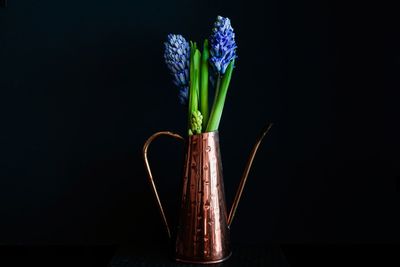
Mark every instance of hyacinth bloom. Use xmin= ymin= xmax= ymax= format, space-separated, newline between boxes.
xmin=164 ymin=34 xmax=190 ymax=104
xmin=190 ymin=110 xmax=203 ymax=135
xmin=163 ymin=16 xmax=237 ymax=134
xmin=209 ymin=16 xmax=237 ymax=75
xmin=206 ymin=16 xmax=237 ymax=132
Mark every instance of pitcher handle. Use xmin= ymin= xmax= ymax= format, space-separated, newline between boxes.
xmin=228 ymin=123 xmax=273 ymax=227
xmin=142 ymin=131 xmax=184 ymax=239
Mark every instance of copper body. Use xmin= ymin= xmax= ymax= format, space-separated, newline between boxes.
xmin=143 ymin=124 xmax=272 ymax=264
xmin=175 ymin=132 xmax=230 ymax=263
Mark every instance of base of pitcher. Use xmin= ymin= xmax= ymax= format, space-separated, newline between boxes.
xmin=175 ymin=252 xmax=232 ymax=264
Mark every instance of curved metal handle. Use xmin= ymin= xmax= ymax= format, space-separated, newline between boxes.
xmin=228 ymin=123 xmax=273 ymax=227
xmin=142 ymin=131 xmax=184 ymax=239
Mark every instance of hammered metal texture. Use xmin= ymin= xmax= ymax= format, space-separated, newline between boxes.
xmin=175 ymin=131 xmax=231 ymax=264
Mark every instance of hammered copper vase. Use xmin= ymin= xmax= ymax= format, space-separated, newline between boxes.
xmin=143 ymin=124 xmax=272 ymax=264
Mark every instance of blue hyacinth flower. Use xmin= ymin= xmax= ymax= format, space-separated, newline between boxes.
xmin=209 ymin=16 xmax=237 ymax=75
xmin=164 ymin=34 xmax=190 ymax=104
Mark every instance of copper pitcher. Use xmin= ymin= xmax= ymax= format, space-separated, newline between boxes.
xmin=142 ymin=124 xmax=272 ymax=264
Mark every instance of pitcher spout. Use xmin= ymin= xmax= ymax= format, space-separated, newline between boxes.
xmin=227 ymin=123 xmax=273 ymax=227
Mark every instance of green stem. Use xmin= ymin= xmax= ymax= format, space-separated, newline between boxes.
xmin=205 ymin=76 xmax=220 ymax=132
xmin=210 ymin=76 xmax=221 ymax=117
xmin=200 ymin=39 xmax=209 ymax=130
xmin=193 ymin=50 xmax=201 ymax=112
xmin=206 ymin=61 xmax=234 ymax=132
xmin=188 ymin=45 xmax=201 ymax=135
xmin=187 ymin=42 xmax=195 ymax=133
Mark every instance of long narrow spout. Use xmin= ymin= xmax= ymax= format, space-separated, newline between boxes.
xmin=227 ymin=123 xmax=273 ymax=227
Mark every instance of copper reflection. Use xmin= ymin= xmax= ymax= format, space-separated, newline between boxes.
xmin=175 ymin=131 xmax=231 ymax=264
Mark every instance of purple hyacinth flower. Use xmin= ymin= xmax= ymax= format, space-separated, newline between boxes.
xmin=178 ymin=86 xmax=189 ymax=105
xmin=164 ymin=34 xmax=190 ymax=105
xmin=209 ymin=16 xmax=237 ymax=75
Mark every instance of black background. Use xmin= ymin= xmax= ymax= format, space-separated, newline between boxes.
xmin=0 ymin=0 xmax=398 ymax=246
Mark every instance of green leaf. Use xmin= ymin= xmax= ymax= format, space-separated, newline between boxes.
xmin=206 ymin=60 xmax=235 ymax=132
xmin=188 ymin=47 xmax=202 ymax=135
xmin=200 ymin=39 xmax=210 ymax=130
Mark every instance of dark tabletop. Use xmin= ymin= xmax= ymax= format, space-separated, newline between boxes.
xmin=0 ymin=244 xmax=399 ymax=267
xmin=109 ymin=243 xmax=400 ymax=267
xmin=110 ymin=244 xmax=289 ymax=267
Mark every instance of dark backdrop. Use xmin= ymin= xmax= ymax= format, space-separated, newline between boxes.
xmin=0 ymin=0 xmax=398 ymax=245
